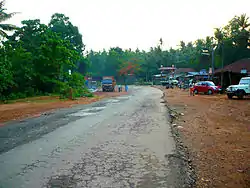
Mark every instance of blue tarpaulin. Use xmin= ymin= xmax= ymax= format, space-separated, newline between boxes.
xmin=102 ymin=79 xmax=112 ymax=84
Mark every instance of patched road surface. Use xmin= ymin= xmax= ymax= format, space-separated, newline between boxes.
xmin=0 ymin=86 xmax=179 ymax=188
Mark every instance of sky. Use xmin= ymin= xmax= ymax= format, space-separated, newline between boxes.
xmin=5 ymin=0 xmax=250 ymax=51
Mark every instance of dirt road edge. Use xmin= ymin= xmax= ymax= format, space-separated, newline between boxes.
xmin=160 ymin=87 xmax=196 ymax=187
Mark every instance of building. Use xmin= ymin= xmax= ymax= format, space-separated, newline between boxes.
xmin=214 ymin=58 xmax=250 ymax=87
xmin=174 ymin=68 xmax=196 ymax=79
xmin=175 ymin=68 xmax=209 ymax=81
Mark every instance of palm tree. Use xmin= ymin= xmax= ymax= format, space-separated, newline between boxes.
xmin=237 ymin=14 xmax=250 ymax=31
xmin=214 ymin=28 xmax=224 ymax=44
xmin=0 ymin=0 xmax=18 ymax=37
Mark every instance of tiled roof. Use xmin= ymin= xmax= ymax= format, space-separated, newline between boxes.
xmin=175 ymin=68 xmax=196 ymax=74
xmin=215 ymin=58 xmax=250 ymax=73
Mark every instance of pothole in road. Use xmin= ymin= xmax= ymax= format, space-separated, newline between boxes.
xmin=70 ymin=112 xmax=96 ymax=117
xmin=107 ymin=99 xmax=120 ymax=103
xmin=116 ymin=96 xmax=130 ymax=100
xmin=69 ymin=107 xmax=106 ymax=117
xmin=81 ymin=106 xmax=106 ymax=113
xmin=47 ymin=174 xmax=77 ymax=188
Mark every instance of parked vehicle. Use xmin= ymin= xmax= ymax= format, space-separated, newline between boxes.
xmin=102 ymin=76 xmax=116 ymax=92
xmin=168 ymin=77 xmax=178 ymax=85
xmin=226 ymin=77 xmax=250 ymax=99
xmin=193 ymin=81 xmax=221 ymax=95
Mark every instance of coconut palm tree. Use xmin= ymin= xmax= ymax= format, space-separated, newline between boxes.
xmin=214 ymin=28 xmax=224 ymax=44
xmin=237 ymin=14 xmax=250 ymax=31
xmin=0 ymin=0 xmax=18 ymax=37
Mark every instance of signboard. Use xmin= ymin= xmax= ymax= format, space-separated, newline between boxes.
xmin=199 ymin=69 xmax=207 ymax=75
xmin=241 ymin=69 xmax=247 ymax=74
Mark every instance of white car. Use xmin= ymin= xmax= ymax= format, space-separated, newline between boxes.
xmin=226 ymin=77 xmax=250 ymax=99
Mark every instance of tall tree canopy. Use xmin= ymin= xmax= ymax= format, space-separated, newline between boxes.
xmin=88 ymin=14 xmax=250 ymax=81
xmin=0 ymin=13 xmax=90 ymax=101
xmin=49 ymin=13 xmax=84 ymax=55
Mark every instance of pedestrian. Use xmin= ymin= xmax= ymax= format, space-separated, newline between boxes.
xmin=189 ymin=81 xmax=195 ymax=96
xmin=125 ymin=85 xmax=128 ymax=92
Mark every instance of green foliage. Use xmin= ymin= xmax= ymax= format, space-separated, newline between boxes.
xmin=53 ymin=72 xmax=92 ymax=99
xmin=0 ymin=48 xmax=14 ymax=95
xmin=0 ymin=13 xmax=90 ymax=101
xmin=88 ymin=14 xmax=250 ymax=81
xmin=49 ymin=13 xmax=84 ymax=55
xmin=1 ymin=10 xmax=249 ymax=101
xmin=68 ymin=72 xmax=93 ymax=98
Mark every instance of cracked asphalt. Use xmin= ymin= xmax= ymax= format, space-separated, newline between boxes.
xmin=0 ymin=86 xmax=180 ymax=188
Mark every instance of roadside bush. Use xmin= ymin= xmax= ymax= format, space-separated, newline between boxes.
xmin=56 ymin=72 xmax=93 ymax=99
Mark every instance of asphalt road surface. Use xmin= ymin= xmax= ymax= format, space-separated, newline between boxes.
xmin=0 ymin=86 xmax=181 ymax=188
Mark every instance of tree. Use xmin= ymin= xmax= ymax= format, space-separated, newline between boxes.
xmin=179 ymin=41 xmax=186 ymax=50
xmin=118 ymin=61 xmax=141 ymax=84
xmin=49 ymin=13 xmax=84 ymax=54
xmin=8 ymin=19 xmax=48 ymax=54
xmin=34 ymin=29 xmax=80 ymax=92
xmin=0 ymin=46 xmax=14 ymax=97
xmin=0 ymin=0 xmax=18 ymax=38
xmin=214 ymin=14 xmax=250 ymax=67
xmin=237 ymin=14 xmax=250 ymax=31
xmin=214 ymin=28 xmax=224 ymax=43
xmin=49 ymin=13 xmax=88 ymax=74
xmin=0 ymin=15 xmax=87 ymax=100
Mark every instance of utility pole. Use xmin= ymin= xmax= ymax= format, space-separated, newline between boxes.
xmin=211 ymin=47 xmax=215 ymax=79
xmin=202 ymin=46 xmax=216 ymax=80
xmin=220 ymin=42 xmax=224 ymax=88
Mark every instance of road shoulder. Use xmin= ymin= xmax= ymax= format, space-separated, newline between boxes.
xmin=0 ymin=92 xmax=127 ymax=125
xmin=160 ymin=88 xmax=196 ymax=188
xmin=164 ymin=88 xmax=250 ymax=188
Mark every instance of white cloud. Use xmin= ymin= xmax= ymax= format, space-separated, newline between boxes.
xmin=5 ymin=0 xmax=250 ymax=51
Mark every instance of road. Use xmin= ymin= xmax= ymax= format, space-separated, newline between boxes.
xmin=0 ymin=86 xmax=181 ymax=188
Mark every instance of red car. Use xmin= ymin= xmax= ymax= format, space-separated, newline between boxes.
xmin=193 ymin=81 xmax=221 ymax=95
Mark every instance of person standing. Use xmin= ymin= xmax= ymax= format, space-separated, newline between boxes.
xmin=125 ymin=85 xmax=128 ymax=92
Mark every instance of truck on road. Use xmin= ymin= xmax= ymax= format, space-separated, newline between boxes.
xmin=102 ymin=76 xmax=116 ymax=92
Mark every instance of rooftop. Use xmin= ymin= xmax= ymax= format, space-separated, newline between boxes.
xmin=175 ymin=68 xmax=196 ymax=74
xmin=215 ymin=58 xmax=250 ymax=74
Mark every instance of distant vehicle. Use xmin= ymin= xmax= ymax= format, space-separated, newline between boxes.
xmin=193 ymin=81 xmax=221 ymax=95
xmin=226 ymin=77 xmax=250 ymax=99
xmin=162 ymin=78 xmax=178 ymax=87
xmin=89 ymin=81 xmax=97 ymax=90
xmin=168 ymin=77 xmax=178 ymax=85
xmin=102 ymin=76 xmax=116 ymax=92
